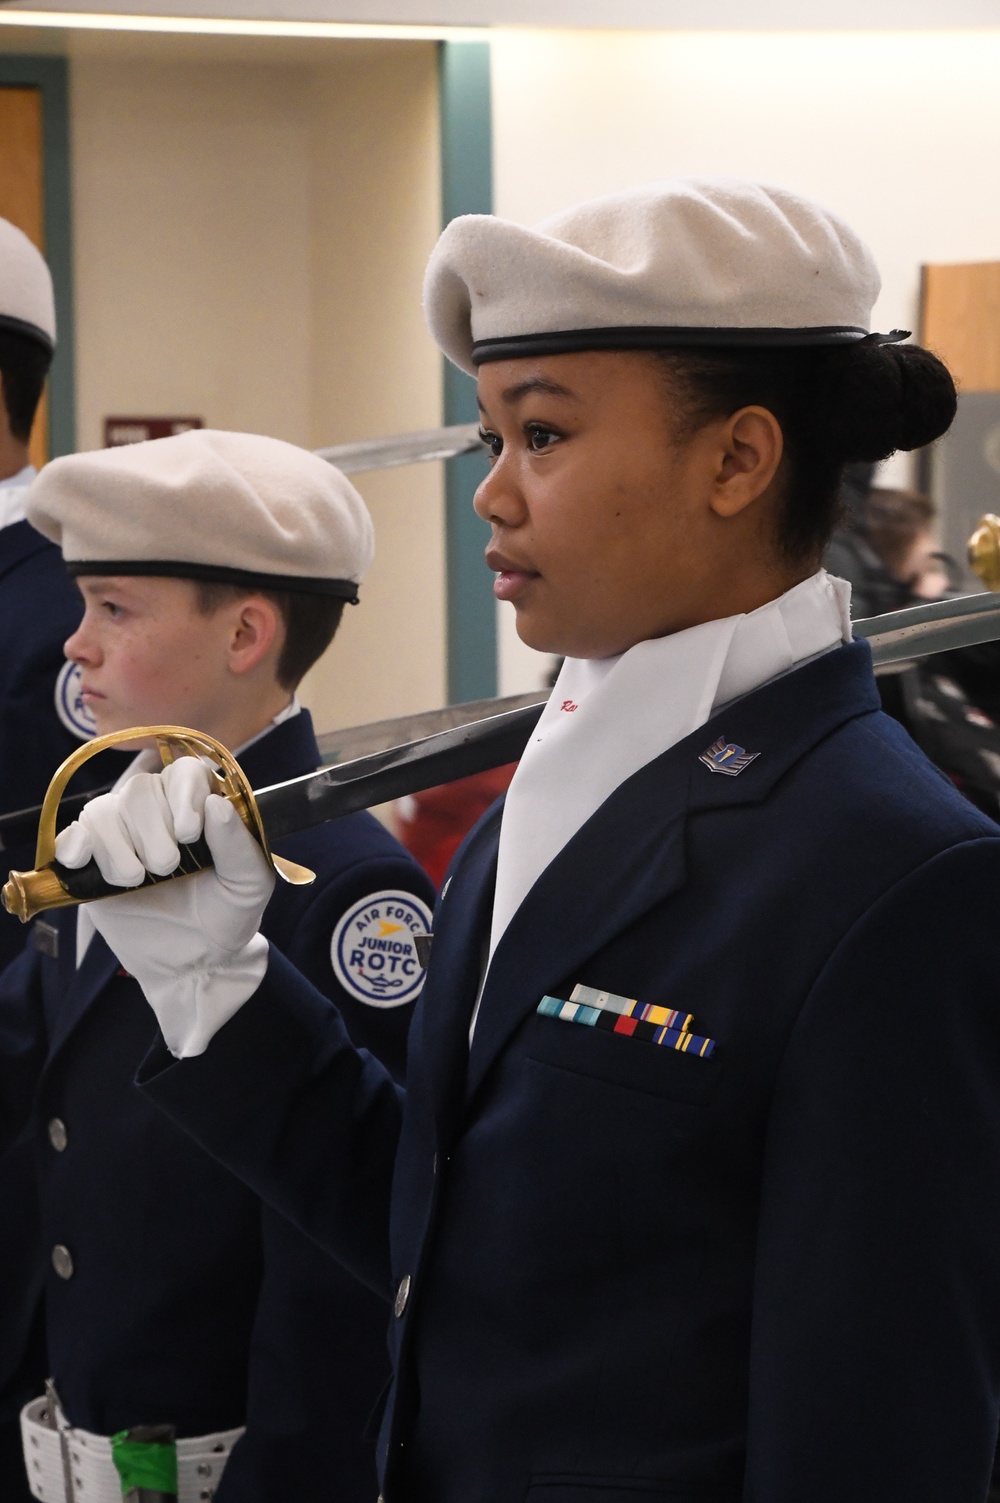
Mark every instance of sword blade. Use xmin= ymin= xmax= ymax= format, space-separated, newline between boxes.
xmin=257 ymin=592 xmax=1000 ymax=837
xmin=256 ymin=699 xmax=545 ymax=843
xmin=0 ymin=693 xmax=548 ymax=845
xmin=3 ymin=592 xmax=999 ymax=853
xmin=854 ymin=591 xmax=1000 ymax=664
xmin=314 ymin=423 xmax=485 ymax=475
xmin=312 ymin=593 xmax=1000 ymax=767
xmin=315 ymin=691 xmax=548 ymax=765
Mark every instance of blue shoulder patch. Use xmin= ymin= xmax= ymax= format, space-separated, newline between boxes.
xmin=331 ymin=889 xmax=433 ymax=1007
xmin=54 ymin=660 xmax=96 ymax=741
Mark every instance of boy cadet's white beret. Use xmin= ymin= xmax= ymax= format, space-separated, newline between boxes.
xmin=424 ymin=178 xmax=901 ymax=375
xmin=0 ymin=217 xmax=56 ymax=351
xmin=27 ymin=428 xmax=374 ymax=602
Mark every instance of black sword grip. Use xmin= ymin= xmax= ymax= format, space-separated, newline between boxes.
xmin=48 ymin=837 xmax=216 ymax=903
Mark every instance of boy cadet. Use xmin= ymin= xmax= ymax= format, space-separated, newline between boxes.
xmin=0 ymin=219 xmax=121 ymax=972
xmin=0 ymin=428 xmax=434 ymax=1502
xmin=41 ymin=182 xmax=1000 ymax=1502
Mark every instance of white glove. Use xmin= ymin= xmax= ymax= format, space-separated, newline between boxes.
xmin=55 ymin=758 xmax=275 ymax=1058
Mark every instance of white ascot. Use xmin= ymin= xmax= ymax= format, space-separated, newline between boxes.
xmin=487 ymin=570 xmax=852 ymax=968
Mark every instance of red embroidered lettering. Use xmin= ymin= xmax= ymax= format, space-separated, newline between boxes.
xmin=561 ymin=700 xmax=578 ymax=712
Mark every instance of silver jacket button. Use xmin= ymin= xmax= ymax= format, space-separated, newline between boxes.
xmin=394 ymin=1274 xmax=411 ymax=1318
xmin=47 ymin=1118 xmax=68 ymax=1152
xmin=51 ymin=1245 xmax=74 ymax=1280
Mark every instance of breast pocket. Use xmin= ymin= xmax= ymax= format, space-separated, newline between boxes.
xmin=525 ymin=1010 xmax=722 ymax=1105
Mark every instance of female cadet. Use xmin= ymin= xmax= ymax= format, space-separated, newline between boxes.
xmin=49 ymin=180 xmax=1000 ymax=1503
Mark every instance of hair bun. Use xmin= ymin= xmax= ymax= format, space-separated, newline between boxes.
xmin=823 ymin=341 xmax=957 ymax=464
xmin=891 ymin=344 xmax=958 ymax=452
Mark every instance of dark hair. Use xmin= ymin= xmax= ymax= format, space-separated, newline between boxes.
xmin=0 ymin=328 xmax=52 ymax=443
xmin=862 ymin=486 xmax=936 ymax=576
xmin=656 ymin=340 xmax=957 ymax=563
xmin=194 ymin=582 xmax=345 ymax=690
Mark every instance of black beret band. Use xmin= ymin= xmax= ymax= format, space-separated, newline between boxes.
xmin=66 ymin=559 xmax=360 ymax=604
xmin=0 ymin=312 xmax=55 ymax=354
xmin=471 ymin=325 xmax=911 ymax=363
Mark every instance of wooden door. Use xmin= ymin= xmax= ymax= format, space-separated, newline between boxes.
xmin=0 ymin=86 xmax=47 ymax=468
xmin=921 ymin=262 xmax=1000 ymax=571
xmin=921 ymin=261 xmax=1000 ymax=393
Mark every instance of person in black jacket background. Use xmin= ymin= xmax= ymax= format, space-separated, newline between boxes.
xmin=0 ymin=216 xmax=126 ymax=1503
xmin=0 ymin=219 xmax=125 ymax=976
xmin=825 ymin=479 xmax=1000 ymax=817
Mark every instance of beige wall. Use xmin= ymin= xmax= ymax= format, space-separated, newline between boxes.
xmin=71 ymin=55 xmax=313 ymax=449
xmin=490 ymin=27 xmax=1000 ymax=692
xmin=302 ymin=46 xmax=447 ymax=732
xmin=67 ymin=37 xmax=445 ymax=733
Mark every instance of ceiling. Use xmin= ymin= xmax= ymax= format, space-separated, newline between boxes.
xmin=6 ymin=0 xmax=1000 ymax=30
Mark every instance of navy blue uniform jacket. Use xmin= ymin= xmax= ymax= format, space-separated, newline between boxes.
xmin=0 ymin=710 xmax=434 ymax=1502
xmin=0 ymin=522 xmax=125 ymax=971
xmin=140 ymin=644 xmax=1000 ymax=1503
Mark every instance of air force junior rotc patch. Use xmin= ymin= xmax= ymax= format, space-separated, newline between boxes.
xmin=331 ymin=890 xmax=433 ymax=1007
xmin=698 ymin=737 xmax=759 ymax=777
xmin=54 ymin=659 xmax=97 ymax=741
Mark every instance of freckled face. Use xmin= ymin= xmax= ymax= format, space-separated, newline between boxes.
xmin=63 ymin=576 xmax=234 ymax=737
xmin=475 ymin=351 xmax=739 ymax=660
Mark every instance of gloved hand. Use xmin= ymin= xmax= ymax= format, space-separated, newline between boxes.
xmin=55 ymin=757 xmax=275 ymax=1057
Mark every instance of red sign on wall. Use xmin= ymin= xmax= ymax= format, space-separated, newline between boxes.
xmin=104 ymin=417 xmax=203 ymax=447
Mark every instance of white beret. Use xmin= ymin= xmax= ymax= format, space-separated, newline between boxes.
xmin=424 ymin=178 xmax=901 ymax=374
xmin=0 ymin=217 xmax=55 ymax=351
xmin=26 ymin=428 xmax=374 ymax=602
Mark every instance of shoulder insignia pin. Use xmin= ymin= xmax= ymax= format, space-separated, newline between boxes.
xmin=699 ymin=737 xmax=760 ymax=777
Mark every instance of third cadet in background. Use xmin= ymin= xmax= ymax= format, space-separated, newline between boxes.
xmin=0 ymin=429 xmax=434 ymax=1503
xmin=824 ymin=480 xmax=959 ymax=617
xmin=0 ymin=217 xmax=126 ymax=1503
xmin=825 ymin=481 xmax=1000 ymax=817
xmin=0 ymin=217 xmax=125 ymax=973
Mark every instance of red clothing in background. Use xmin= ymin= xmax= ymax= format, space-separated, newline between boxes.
xmin=396 ymin=764 xmax=517 ymax=889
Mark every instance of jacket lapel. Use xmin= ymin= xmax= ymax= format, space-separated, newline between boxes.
xmin=413 ymin=803 xmax=503 ymax=1140
xmin=45 ymin=914 xmax=120 ymax=1060
xmin=465 ymin=641 xmax=880 ymax=1101
xmin=237 ymin=707 xmax=322 ymax=788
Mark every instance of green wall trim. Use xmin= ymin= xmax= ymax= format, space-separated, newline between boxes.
xmin=438 ymin=40 xmax=495 ymax=705
xmin=0 ymin=54 xmax=75 ymax=458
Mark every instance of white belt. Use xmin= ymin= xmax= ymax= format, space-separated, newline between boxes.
xmin=20 ymin=1395 xmax=244 ymax=1502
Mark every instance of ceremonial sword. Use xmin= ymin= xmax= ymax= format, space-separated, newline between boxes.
xmin=314 ymin=422 xmax=485 ymax=474
xmin=0 ymin=425 xmax=490 ymax=867
xmin=5 ymin=585 xmax=1000 ymax=923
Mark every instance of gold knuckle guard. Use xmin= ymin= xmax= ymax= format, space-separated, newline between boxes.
xmin=2 ymin=725 xmax=314 ymax=924
xmin=968 ymin=514 xmax=1000 ymax=594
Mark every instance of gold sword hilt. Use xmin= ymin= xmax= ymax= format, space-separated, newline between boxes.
xmin=2 ymin=725 xmax=314 ymax=924
xmin=969 ymin=514 xmax=1000 ymax=593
